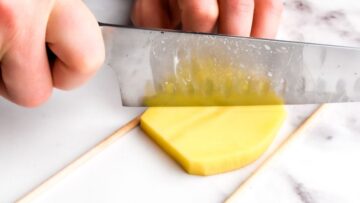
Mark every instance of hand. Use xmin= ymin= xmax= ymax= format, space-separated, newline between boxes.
xmin=0 ymin=0 xmax=105 ymax=107
xmin=131 ymin=0 xmax=283 ymax=38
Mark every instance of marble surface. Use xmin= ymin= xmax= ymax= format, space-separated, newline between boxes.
xmin=0 ymin=0 xmax=359 ymax=202
xmin=229 ymin=103 xmax=360 ymax=203
xmin=278 ymin=0 xmax=360 ymax=47
xmin=229 ymin=1 xmax=360 ymax=202
xmin=34 ymin=105 xmax=317 ymax=203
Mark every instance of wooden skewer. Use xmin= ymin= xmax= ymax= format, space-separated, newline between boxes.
xmin=16 ymin=115 xmax=142 ymax=203
xmin=16 ymin=105 xmax=325 ymax=202
xmin=224 ymin=104 xmax=326 ymax=203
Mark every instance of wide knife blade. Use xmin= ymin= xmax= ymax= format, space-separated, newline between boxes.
xmin=102 ymin=25 xmax=360 ymax=106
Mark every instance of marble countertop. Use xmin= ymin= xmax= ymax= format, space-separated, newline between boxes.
xmin=0 ymin=0 xmax=359 ymax=202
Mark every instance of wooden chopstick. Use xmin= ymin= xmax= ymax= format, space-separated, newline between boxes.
xmin=16 ymin=115 xmax=142 ymax=203
xmin=224 ymin=104 xmax=326 ymax=203
xmin=16 ymin=105 xmax=325 ymax=202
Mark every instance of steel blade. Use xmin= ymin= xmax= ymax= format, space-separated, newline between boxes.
xmin=102 ymin=25 xmax=360 ymax=106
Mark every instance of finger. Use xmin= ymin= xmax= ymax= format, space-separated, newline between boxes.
xmin=131 ymin=0 xmax=171 ymax=29
xmin=178 ymin=0 xmax=219 ymax=32
xmin=47 ymin=0 xmax=105 ymax=90
xmin=251 ymin=0 xmax=284 ymax=38
xmin=218 ymin=0 xmax=255 ymax=36
xmin=0 ymin=45 xmax=52 ymax=107
xmin=0 ymin=4 xmax=52 ymax=107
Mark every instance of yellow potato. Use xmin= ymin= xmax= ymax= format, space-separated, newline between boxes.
xmin=141 ymin=106 xmax=286 ymax=176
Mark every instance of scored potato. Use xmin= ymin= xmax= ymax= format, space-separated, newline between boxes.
xmin=140 ymin=106 xmax=286 ymax=176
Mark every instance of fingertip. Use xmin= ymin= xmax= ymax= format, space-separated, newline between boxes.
xmin=56 ymin=35 xmax=105 ymax=76
xmin=52 ymin=55 xmax=102 ymax=90
xmin=51 ymin=30 xmax=105 ymax=90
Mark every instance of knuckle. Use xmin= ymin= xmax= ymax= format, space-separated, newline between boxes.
xmin=230 ymin=0 xmax=255 ymax=13
xmin=184 ymin=1 xmax=219 ymax=22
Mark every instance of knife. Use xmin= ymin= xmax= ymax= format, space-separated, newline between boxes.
xmin=101 ymin=24 xmax=360 ymax=106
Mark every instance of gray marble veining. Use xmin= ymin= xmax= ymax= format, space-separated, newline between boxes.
xmin=0 ymin=0 xmax=359 ymax=202
xmin=229 ymin=0 xmax=360 ymax=202
xmin=279 ymin=0 xmax=360 ymax=47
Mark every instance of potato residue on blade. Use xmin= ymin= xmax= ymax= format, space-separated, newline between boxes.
xmin=144 ymin=57 xmax=283 ymax=106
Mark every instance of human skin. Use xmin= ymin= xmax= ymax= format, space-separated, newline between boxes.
xmin=0 ymin=0 xmax=105 ymax=107
xmin=0 ymin=0 xmax=283 ymax=108
xmin=131 ymin=0 xmax=284 ymax=38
